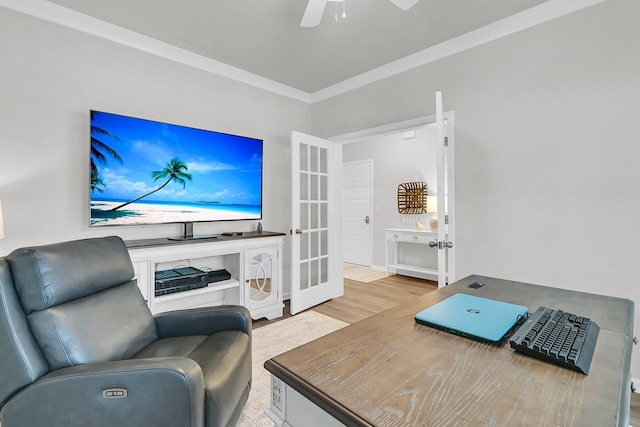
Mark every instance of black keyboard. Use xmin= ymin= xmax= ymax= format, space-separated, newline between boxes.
xmin=509 ymin=306 xmax=599 ymax=374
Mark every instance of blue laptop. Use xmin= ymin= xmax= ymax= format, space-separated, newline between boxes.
xmin=414 ymin=294 xmax=528 ymax=343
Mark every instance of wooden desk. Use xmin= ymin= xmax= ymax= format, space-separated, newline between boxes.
xmin=265 ymin=275 xmax=634 ymax=426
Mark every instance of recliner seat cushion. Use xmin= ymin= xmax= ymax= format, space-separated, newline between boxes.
xmin=134 ymin=330 xmax=252 ymax=427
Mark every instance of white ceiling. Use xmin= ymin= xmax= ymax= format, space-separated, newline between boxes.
xmin=2 ymin=0 xmax=606 ymax=102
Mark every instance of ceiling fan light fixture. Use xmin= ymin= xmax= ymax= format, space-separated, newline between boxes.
xmin=303 ymin=0 xmax=416 ymax=27
xmin=327 ymin=0 xmax=346 ymax=21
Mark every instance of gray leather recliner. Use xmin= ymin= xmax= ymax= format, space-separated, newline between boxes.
xmin=0 ymin=236 xmax=252 ymax=427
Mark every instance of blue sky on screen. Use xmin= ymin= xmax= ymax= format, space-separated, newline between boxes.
xmin=91 ymin=111 xmax=262 ymax=205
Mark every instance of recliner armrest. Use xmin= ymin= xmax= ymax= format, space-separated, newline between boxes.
xmin=154 ymin=305 xmax=251 ymax=339
xmin=0 ymin=358 xmax=205 ymax=427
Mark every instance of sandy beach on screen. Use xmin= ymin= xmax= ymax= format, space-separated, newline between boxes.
xmin=91 ymin=201 xmax=256 ymax=225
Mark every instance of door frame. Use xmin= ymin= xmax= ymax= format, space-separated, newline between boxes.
xmin=329 ymin=112 xmax=456 ymax=284
xmin=342 ymin=159 xmax=374 ymax=267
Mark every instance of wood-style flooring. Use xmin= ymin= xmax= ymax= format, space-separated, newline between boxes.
xmin=252 ymin=274 xmax=437 ymax=329
xmin=633 ymin=389 xmax=640 ymax=427
xmin=253 ymin=274 xmax=640 ymax=425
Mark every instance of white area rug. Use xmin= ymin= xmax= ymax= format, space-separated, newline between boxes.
xmin=343 ymin=263 xmax=391 ymax=283
xmin=237 ymin=311 xmax=349 ymax=426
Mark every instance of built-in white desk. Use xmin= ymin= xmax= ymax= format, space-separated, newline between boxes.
xmin=385 ymin=228 xmax=444 ymax=280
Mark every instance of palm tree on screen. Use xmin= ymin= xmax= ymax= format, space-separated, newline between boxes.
xmin=91 ymin=170 xmax=105 ymax=193
xmin=109 ymin=157 xmax=192 ymax=211
xmin=90 ymin=111 xmax=122 ymax=192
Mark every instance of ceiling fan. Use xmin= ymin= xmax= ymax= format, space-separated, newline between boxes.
xmin=301 ymin=0 xmax=419 ymax=27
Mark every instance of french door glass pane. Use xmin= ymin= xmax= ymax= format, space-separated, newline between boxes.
xmin=310 ymin=202 xmax=319 ymax=229
xmin=300 ymin=173 xmax=308 ymax=200
xmin=300 ymin=261 xmax=309 ymax=290
xmin=321 ymin=203 xmax=328 ymax=228
xmin=321 ymin=258 xmax=328 ymax=283
xmin=311 ymin=230 xmax=319 ymax=258
xmin=320 ymin=175 xmax=328 ymax=201
xmin=310 ymin=146 xmax=319 ymax=172
xmin=300 ymin=144 xmax=308 ymax=170
xmin=311 ymin=259 xmax=319 ymax=287
xmin=300 ymin=232 xmax=309 ymax=260
xmin=321 ymin=230 xmax=328 ymax=256
xmin=310 ymin=174 xmax=318 ymax=200
xmin=320 ymin=148 xmax=327 ymax=174
xmin=300 ymin=203 xmax=309 ymax=229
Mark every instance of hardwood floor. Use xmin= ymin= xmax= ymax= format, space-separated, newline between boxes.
xmin=312 ymin=274 xmax=437 ymax=324
xmin=632 ymin=386 xmax=640 ymax=427
xmin=253 ymin=273 xmax=640 ymax=424
xmin=252 ymin=274 xmax=437 ymax=329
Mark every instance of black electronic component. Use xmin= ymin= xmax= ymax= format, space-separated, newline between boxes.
xmin=468 ymin=281 xmax=484 ymax=289
xmin=154 ymin=266 xmax=209 ymax=296
xmin=207 ymin=269 xmax=232 ymax=283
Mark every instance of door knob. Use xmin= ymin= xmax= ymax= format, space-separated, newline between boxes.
xmin=295 ymin=228 xmax=303 ymax=234
xmin=428 ymin=240 xmax=438 ymax=247
xmin=364 ymin=216 xmax=370 ymax=224
xmin=443 ymin=241 xmax=453 ymax=249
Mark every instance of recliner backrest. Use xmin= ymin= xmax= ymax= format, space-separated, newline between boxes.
xmin=6 ymin=236 xmax=158 ymax=370
xmin=0 ymin=258 xmax=48 ymax=407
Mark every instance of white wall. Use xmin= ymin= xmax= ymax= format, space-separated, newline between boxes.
xmin=0 ymin=7 xmax=311 ymax=301
xmin=343 ymin=127 xmax=438 ymax=270
xmin=314 ymin=0 xmax=640 ymax=378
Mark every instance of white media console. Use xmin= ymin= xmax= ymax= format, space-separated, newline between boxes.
xmin=126 ymin=231 xmax=285 ymax=320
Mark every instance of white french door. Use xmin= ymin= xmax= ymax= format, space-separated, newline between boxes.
xmin=342 ymin=160 xmax=373 ymax=266
xmin=290 ymin=131 xmax=343 ymax=315
xmin=435 ymin=91 xmax=455 ymax=288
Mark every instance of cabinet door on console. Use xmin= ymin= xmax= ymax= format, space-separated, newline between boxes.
xmin=246 ymin=247 xmax=278 ymax=312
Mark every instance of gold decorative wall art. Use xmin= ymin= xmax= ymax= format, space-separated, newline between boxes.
xmin=397 ymin=182 xmax=428 ymax=214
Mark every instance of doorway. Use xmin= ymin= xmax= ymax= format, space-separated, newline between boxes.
xmin=332 ymin=109 xmax=455 ymax=287
xmin=342 ymin=160 xmax=373 ymax=267
xmin=288 ymin=98 xmax=454 ymax=313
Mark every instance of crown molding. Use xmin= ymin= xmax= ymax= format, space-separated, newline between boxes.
xmin=1 ymin=0 xmax=608 ymax=105
xmin=0 ymin=0 xmax=312 ymax=103
xmin=309 ymin=0 xmax=609 ymax=103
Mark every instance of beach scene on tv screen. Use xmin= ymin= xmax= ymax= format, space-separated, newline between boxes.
xmin=90 ymin=111 xmax=262 ymax=226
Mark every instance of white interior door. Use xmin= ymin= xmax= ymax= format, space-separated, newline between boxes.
xmin=435 ymin=91 xmax=455 ymax=288
xmin=290 ymin=131 xmax=343 ymax=315
xmin=342 ymin=160 xmax=373 ymax=266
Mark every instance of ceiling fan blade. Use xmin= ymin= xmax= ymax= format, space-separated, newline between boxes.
xmin=301 ymin=0 xmax=328 ymax=27
xmin=388 ymin=0 xmax=419 ymax=11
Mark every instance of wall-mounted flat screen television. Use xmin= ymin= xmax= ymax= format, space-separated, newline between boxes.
xmin=90 ymin=110 xmax=263 ymax=230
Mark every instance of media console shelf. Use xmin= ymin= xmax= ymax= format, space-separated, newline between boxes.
xmin=126 ymin=231 xmax=285 ymax=320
